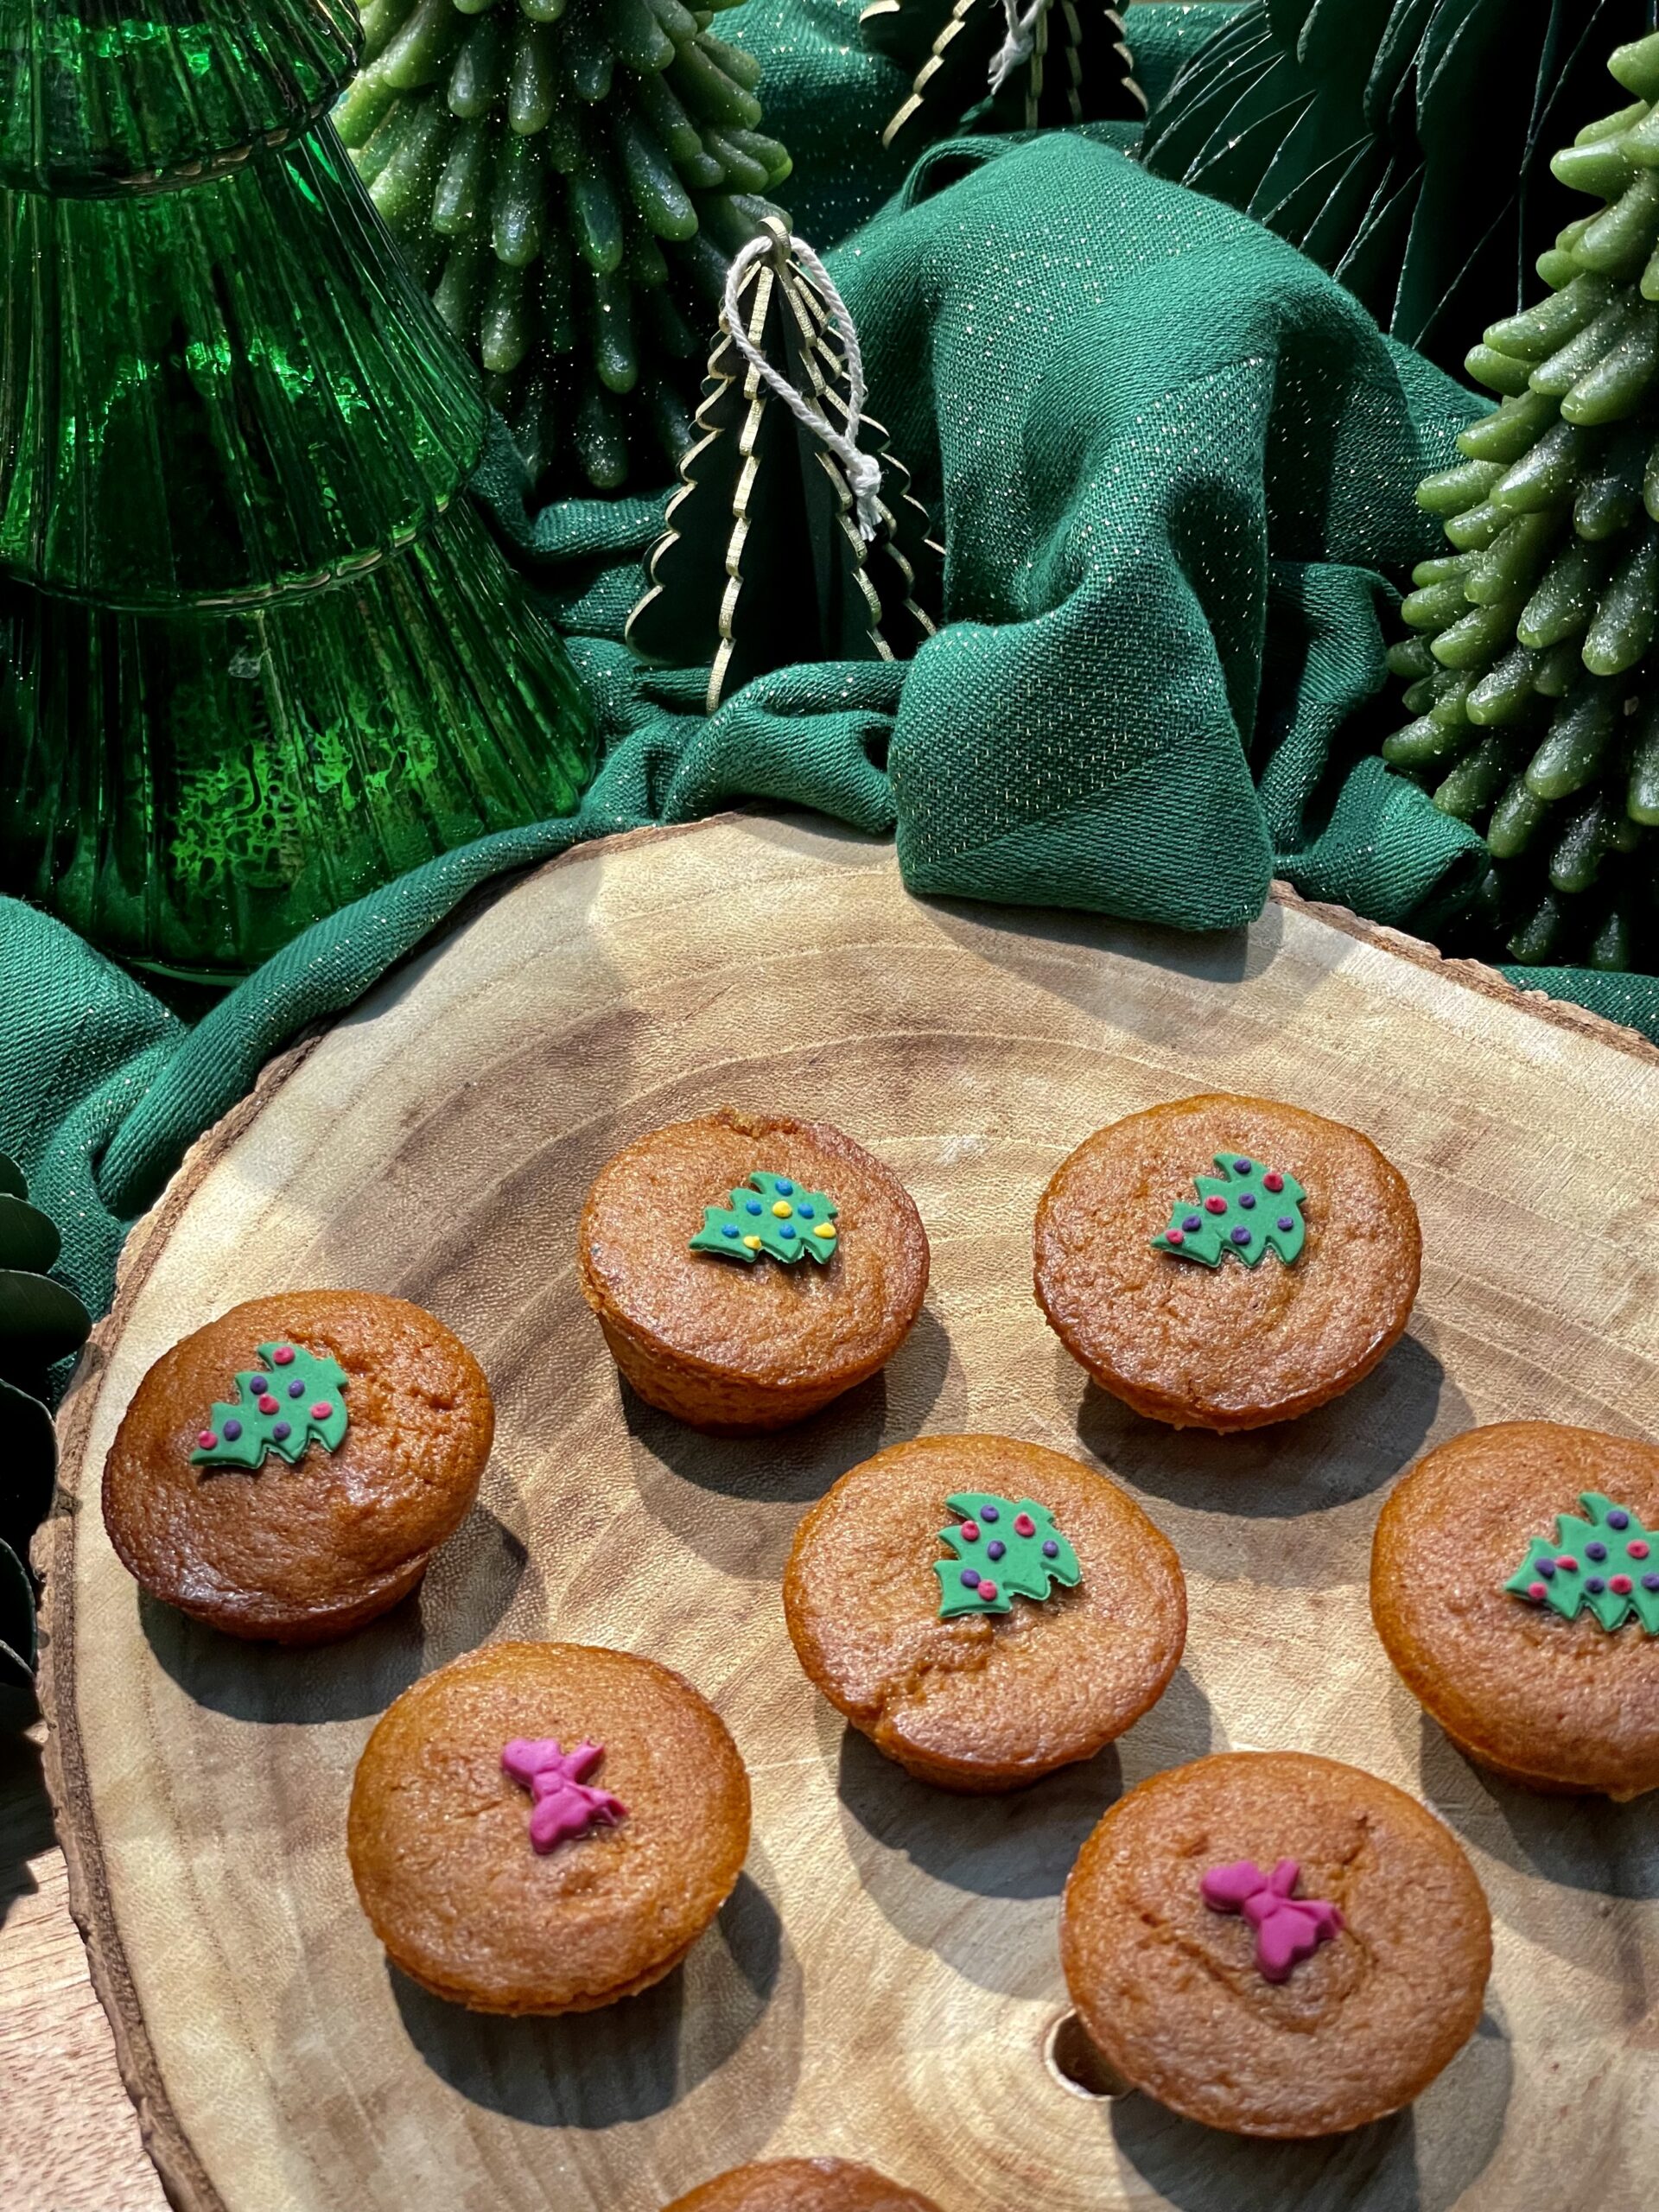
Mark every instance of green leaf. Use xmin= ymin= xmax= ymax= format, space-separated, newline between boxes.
xmin=0 ymin=1538 xmax=36 ymax=1689
xmin=0 ymin=1154 xmax=24 ymax=1200
xmin=0 ymin=1193 xmax=60 ymax=1275
xmin=0 ymin=1268 xmax=91 ymax=1383
xmin=0 ymin=1379 xmax=55 ymax=1559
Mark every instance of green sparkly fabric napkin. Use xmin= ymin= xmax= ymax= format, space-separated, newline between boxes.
xmin=4 ymin=0 xmax=1655 ymax=1338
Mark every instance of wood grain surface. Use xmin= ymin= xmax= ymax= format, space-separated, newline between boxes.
xmin=39 ymin=814 xmax=1659 ymax=2212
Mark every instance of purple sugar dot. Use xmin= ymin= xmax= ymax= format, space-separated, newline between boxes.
xmin=1233 ymin=1159 xmax=1250 ymax=1175
xmin=1644 ymin=1574 xmax=1659 ymax=1592
xmin=960 ymin=1568 xmax=981 ymax=1590
xmin=1587 ymin=1541 xmax=1608 ymax=1561
xmin=982 ymin=1504 xmax=1000 ymax=1523
xmin=1238 ymin=1192 xmax=1257 ymax=1210
xmin=987 ymin=1540 xmax=1006 ymax=1561
xmin=1043 ymin=1540 xmax=1058 ymax=1558
xmin=272 ymin=1421 xmax=291 ymax=1441
xmin=1608 ymin=1510 xmax=1630 ymax=1529
xmin=1182 ymin=1214 xmax=1202 ymax=1232
xmin=222 ymin=1419 xmax=242 ymax=1441
xmin=1230 ymin=1225 xmax=1250 ymax=1245
xmin=289 ymin=1378 xmax=305 ymax=1398
xmin=1586 ymin=1576 xmax=1606 ymax=1594
xmin=1536 ymin=1557 xmax=1555 ymax=1578
xmin=1276 ymin=1215 xmax=1294 ymax=1231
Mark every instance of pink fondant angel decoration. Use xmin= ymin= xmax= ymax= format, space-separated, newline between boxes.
xmin=502 ymin=1737 xmax=628 ymax=1854
xmin=1200 ymin=1857 xmax=1341 ymax=1981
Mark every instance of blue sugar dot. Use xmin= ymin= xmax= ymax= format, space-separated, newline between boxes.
xmin=1238 ymin=1192 xmax=1257 ymax=1211
xmin=982 ymin=1504 xmax=1000 ymax=1522
xmin=746 ymin=1199 xmax=762 ymax=1215
xmin=960 ymin=1568 xmax=980 ymax=1590
xmin=289 ymin=1378 xmax=305 ymax=1398
xmin=1587 ymin=1542 xmax=1608 ymax=1562
xmin=781 ymin=1224 xmax=797 ymax=1238
xmin=1608 ymin=1510 xmax=1630 ymax=1530
xmin=1276 ymin=1216 xmax=1294 ymax=1231
xmin=1182 ymin=1214 xmax=1202 ymax=1232
xmin=272 ymin=1421 xmax=291 ymax=1441
xmin=1586 ymin=1576 xmax=1606 ymax=1594
xmin=1536 ymin=1557 xmax=1555 ymax=1578
xmin=722 ymin=1224 xmax=739 ymax=1238
xmin=222 ymin=1419 xmax=242 ymax=1441
xmin=1230 ymin=1226 xmax=1250 ymax=1245
xmin=776 ymin=1179 xmax=794 ymax=1196
xmin=1043 ymin=1540 xmax=1059 ymax=1559
xmin=798 ymin=1205 xmax=814 ymax=1219
xmin=1234 ymin=1158 xmax=1251 ymax=1175
xmin=987 ymin=1541 xmax=1005 ymax=1561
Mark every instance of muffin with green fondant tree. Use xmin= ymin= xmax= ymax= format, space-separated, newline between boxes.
xmin=337 ymin=0 xmax=792 ymax=494
xmin=1385 ymin=30 xmax=1659 ymax=972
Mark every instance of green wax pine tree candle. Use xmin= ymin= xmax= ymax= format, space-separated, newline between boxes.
xmin=335 ymin=0 xmax=793 ymax=497
xmin=1384 ymin=30 xmax=1659 ymax=975
xmin=0 ymin=0 xmax=595 ymax=982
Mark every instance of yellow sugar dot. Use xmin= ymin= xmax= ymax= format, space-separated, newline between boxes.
xmin=743 ymin=1235 xmax=763 ymax=1249
xmin=813 ymin=1223 xmax=836 ymax=1239
xmin=772 ymin=1199 xmax=794 ymax=1217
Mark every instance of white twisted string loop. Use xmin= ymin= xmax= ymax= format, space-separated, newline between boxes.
xmin=988 ymin=0 xmax=1048 ymax=94
xmin=721 ymin=231 xmax=884 ymax=542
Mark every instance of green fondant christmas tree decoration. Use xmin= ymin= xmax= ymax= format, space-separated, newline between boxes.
xmin=1154 ymin=1155 xmax=1306 ymax=1269
xmin=1504 ymin=1491 xmax=1659 ymax=1633
xmin=862 ymin=0 xmax=1141 ymax=156
xmin=1384 ymin=29 xmax=1659 ymax=975
xmin=936 ymin=1492 xmax=1080 ymax=1619
xmin=192 ymin=1342 xmax=349 ymax=1471
xmin=336 ymin=0 xmax=792 ymax=496
xmin=690 ymin=1171 xmax=839 ymax=1265
xmin=1141 ymin=0 xmax=1651 ymax=377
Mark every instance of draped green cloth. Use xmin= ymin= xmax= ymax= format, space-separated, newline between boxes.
xmin=5 ymin=0 xmax=1650 ymax=1330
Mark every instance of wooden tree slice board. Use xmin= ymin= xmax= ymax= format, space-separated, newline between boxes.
xmin=43 ymin=814 xmax=1659 ymax=2212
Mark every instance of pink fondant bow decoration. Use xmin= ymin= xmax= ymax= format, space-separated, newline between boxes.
xmin=502 ymin=1738 xmax=628 ymax=1854
xmin=1200 ymin=1857 xmax=1342 ymax=1982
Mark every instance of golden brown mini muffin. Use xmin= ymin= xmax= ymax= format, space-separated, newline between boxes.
xmin=784 ymin=1435 xmax=1185 ymax=1791
xmin=347 ymin=1641 xmax=751 ymax=2014
xmin=1034 ymin=1095 xmax=1421 ymax=1432
xmin=102 ymin=1290 xmax=493 ymax=1643
xmin=663 ymin=2160 xmax=942 ymax=2211
xmin=1061 ymin=1751 xmax=1491 ymax=2138
xmin=1372 ymin=1421 xmax=1659 ymax=1799
xmin=579 ymin=1107 xmax=929 ymax=1433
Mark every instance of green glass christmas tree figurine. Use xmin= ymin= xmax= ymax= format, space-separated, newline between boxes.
xmin=1141 ymin=0 xmax=1651 ymax=376
xmin=861 ymin=0 xmax=1141 ymax=155
xmin=1153 ymin=1154 xmax=1306 ymax=1269
xmin=935 ymin=1491 xmax=1081 ymax=1619
xmin=690 ymin=1169 xmax=840 ymax=1264
xmin=336 ymin=0 xmax=792 ymax=496
xmin=1383 ymin=29 xmax=1659 ymax=973
xmin=0 ymin=0 xmax=595 ymax=980
xmin=192 ymin=1340 xmax=349 ymax=1470
xmin=1504 ymin=1491 xmax=1659 ymax=1633
xmin=627 ymin=218 xmax=943 ymax=713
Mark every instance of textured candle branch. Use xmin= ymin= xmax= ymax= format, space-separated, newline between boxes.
xmin=1201 ymin=1858 xmax=1342 ymax=1983
xmin=503 ymin=1738 xmax=628 ymax=1853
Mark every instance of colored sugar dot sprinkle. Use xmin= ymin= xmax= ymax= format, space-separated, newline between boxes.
xmin=273 ymin=1421 xmax=291 ymax=1441
xmin=257 ymin=1394 xmax=278 ymax=1414
xmin=798 ymin=1205 xmax=815 ymax=1219
xmin=1165 ymin=1229 xmax=1186 ymax=1248
xmin=1608 ymin=1510 xmax=1630 ymax=1530
xmin=987 ymin=1540 xmax=1006 ymax=1560
xmin=1611 ymin=1575 xmax=1634 ymax=1595
xmin=1263 ymin=1172 xmax=1284 ymax=1192
xmin=1527 ymin=1581 xmax=1548 ymax=1604
xmin=776 ymin=1179 xmax=794 ymax=1196
xmin=976 ymin=1580 xmax=999 ymax=1602
xmin=772 ymin=1199 xmax=793 ymax=1218
xmin=722 ymin=1224 xmax=739 ymax=1238
xmin=1238 ymin=1192 xmax=1256 ymax=1210
xmin=1557 ymin=1556 xmax=1580 ymax=1572
xmin=198 ymin=1430 xmax=218 ymax=1449
xmin=1586 ymin=1576 xmax=1607 ymax=1594
xmin=813 ymin=1224 xmax=836 ymax=1239
xmin=288 ymin=1378 xmax=305 ymax=1398
xmin=1233 ymin=1159 xmax=1250 ymax=1175
xmin=1230 ymin=1226 xmax=1250 ymax=1245
xmin=1535 ymin=1557 xmax=1555 ymax=1578
xmin=982 ymin=1504 xmax=1000 ymax=1522
xmin=1630 ymin=1541 xmax=1651 ymax=1560
xmin=1183 ymin=1214 xmax=1202 ymax=1232
xmin=1586 ymin=1541 xmax=1608 ymax=1561
xmin=960 ymin=1568 xmax=980 ymax=1590
xmin=311 ymin=1402 xmax=334 ymax=1421
xmin=1645 ymin=1574 xmax=1659 ymax=1592
xmin=273 ymin=1347 xmax=295 ymax=1366
xmin=1043 ymin=1540 xmax=1058 ymax=1558
xmin=1014 ymin=1512 xmax=1036 ymax=1537
xmin=1205 ymin=1196 xmax=1228 ymax=1215
xmin=781 ymin=1224 xmax=798 ymax=1239
xmin=1276 ymin=1216 xmax=1294 ymax=1231
xmin=743 ymin=1235 xmax=763 ymax=1249
xmin=223 ymin=1419 xmax=242 ymax=1442
xmin=959 ymin=1521 xmax=979 ymax=1542
xmin=746 ymin=1199 xmax=762 ymax=1215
